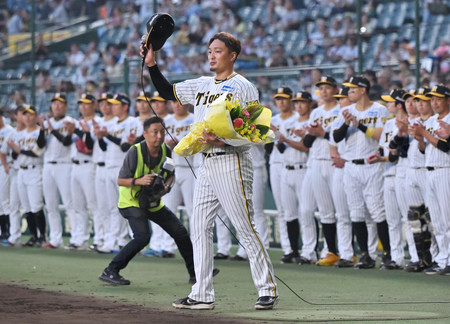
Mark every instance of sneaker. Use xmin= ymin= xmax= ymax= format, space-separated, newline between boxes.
xmin=97 ymin=247 xmax=113 ymax=254
xmin=89 ymin=244 xmax=98 ymax=251
xmin=255 ymin=296 xmax=279 ymax=310
xmin=440 ymin=266 xmax=450 ymax=276
xmin=22 ymin=237 xmax=37 ymax=247
xmin=354 ymin=253 xmax=375 ymax=269
xmin=64 ymin=243 xmax=79 ymax=250
xmin=98 ymin=268 xmax=130 ymax=285
xmin=379 ymin=251 xmax=391 ymax=269
xmin=381 ymin=260 xmax=403 ymax=270
xmin=280 ymin=252 xmax=300 ymax=264
xmin=189 ymin=268 xmax=220 ymax=284
xmin=316 ymin=252 xmax=340 ymax=266
xmin=335 ymin=259 xmax=354 ymax=268
xmin=424 ymin=264 xmax=443 ymax=275
xmin=42 ymin=243 xmax=57 ymax=249
xmin=298 ymin=256 xmax=314 ymax=265
xmin=160 ymin=251 xmax=175 ymax=258
xmin=1 ymin=239 xmax=13 ymax=246
xmin=172 ymin=297 xmax=215 ymax=310
xmin=404 ymin=261 xmax=426 ymax=273
xmin=142 ymin=248 xmax=159 ymax=256
xmin=213 ymin=253 xmax=229 ymax=260
xmin=230 ymin=254 xmax=247 ymax=261
xmin=156 ymin=249 xmax=168 ymax=257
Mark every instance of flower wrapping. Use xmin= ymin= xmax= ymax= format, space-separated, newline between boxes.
xmin=174 ymin=93 xmax=274 ymax=157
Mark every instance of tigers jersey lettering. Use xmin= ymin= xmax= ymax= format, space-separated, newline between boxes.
xmin=164 ymin=113 xmax=195 ymax=167
xmin=308 ymin=104 xmax=340 ymax=160
xmin=44 ymin=116 xmax=76 ymax=163
xmin=17 ymin=128 xmax=44 ymax=166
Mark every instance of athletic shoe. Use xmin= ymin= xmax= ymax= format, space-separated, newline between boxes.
xmin=213 ymin=253 xmax=229 ymax=260
xmin=298 ymin=256 xmax=314 ymax=265
xmin=255 ymin=296 xmax=279 ymax=310
xmin=335 ymin=259 xmax=354 ymax=268
xmin=160 ymin=251 xmax=175 ymax=258
xmin=316 ymin=252 xmax=340 ymax=266
xmin=1 ymin=239 xmax=13 ymax=246
xmin=440 ymin=266 xmax=450 ymax=276
xmin=379 ymin=251 xmax=392 ymax=269
xmin=404 ymin=261 xmax=425 ymax=272
xmin=424 ymin=264 xmax=443 ymax=275
xmin=230 ymin=255 xmax=247 ymax=261
xmin=156 ymin=249 xmax=169 ymax=257
xmin=189 ymin=268 xmax=220 ymax=284
xmin=142 ymin=248 xmax=158 ymax=256
xmin=98 ymin=268 xmax=130 ymax=285
xmin=42 ymin=243 xmax=57 ymax=249
xmin=381 ymin=260 xmax=403 ymax=270
xmin=280 ymin=252 xmax=300 ymax=264
xmin=97 ymin=247 xmax=113 ymax=254
xmin=172 ymin=297 xmax=215 ymax=310
xmin=354 ymin=253 xmax=375 ymax=269
xmin=64 ymin=243 xmax=79 ymax=250
xmin=22 ymin=237 xmax=37 ymax=247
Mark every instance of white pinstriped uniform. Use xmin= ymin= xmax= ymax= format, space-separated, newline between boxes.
xmin=92 ymin=116 xmax=118 ymax=247
xmin=0 ymin=124 xmax=14 ymax=219
xmin=269 ymin=112 xmax=298 ymax=255
xmin=43 ymin=116 xmax=76 ymax=247
xmin=422 ymin=113 xmax=450 ymax=268
xmin=102 ymin=116 xmax=142 ymax=252
xmin=174 ymin=73 xmax=277 ymax=302
xmin=308 ymin=104 xmax=340 ymax=224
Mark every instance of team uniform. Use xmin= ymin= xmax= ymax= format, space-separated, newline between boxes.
xmin=0 ymin=123 xmax=14 ymax=239
xmin=173 ymin=73 xmax=277 ymax=303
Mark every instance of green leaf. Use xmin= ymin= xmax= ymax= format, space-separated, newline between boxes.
xmin=230 ymin=106 xmax=241 ymax=119
xmin=248 ymin=106 xmax=264 ymax=123
xmin=256 ymin=124 xmax=270 ymax=135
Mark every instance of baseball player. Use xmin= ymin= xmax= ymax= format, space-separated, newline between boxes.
xmin=95 ymin=93 xmax=142 ymax=253
xmin=142 ymin=31 xmax=278 ymax=310
xmin=8 ymin=105 xmax=46 ymax=246
xmin=302 ymin=76 xmax=341 ymax=266
xmin=409 ymin=84 xmax=450 ymax=275
xmin=0 ymin=110 xmax=14 ymax=240
xmin=135 ymin=91 xmax=153 ymax=123
xmin=333 ymin=76 xmax=391 ymax=269
xmin=41 ymin=93 xmax=77 ymax=249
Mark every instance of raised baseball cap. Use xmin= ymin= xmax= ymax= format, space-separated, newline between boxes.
xmin=51 ymin=93 xmax=67 ymax=103
xmin=97 ymin=93 xmax=113 ymax=102
xmin=333 ymin=87 xmax=350 ymax=98
xmin=273 ymin=87 xmax=293 ymax=99
xmin=315 ymin=76 xmax=337 ymax=87
xmin=22 ymin=104 xmax=37 ymax=115
xmin=343 ymin=76 xmax=370 ymax=88
xmin=77 ymin=93 xmax=96 ymax=104
xmin=150 ymin=91 xmax=166 ymax=102
xmin=381 ymin=89 xmax=406 ymax=103
xmin=414 ymin=88 xmax=431 ymax=101
xmin=143 ymin=13 xmax=175 ymax=52
xmin=136 ymin=91 xmax=152 ymax=101
xmin=426 ymin=85 xmax=450 ymax=98
xmin=292 ymin=91 xmax=312 ymax=101
xmin=108 ymin=93 xmax=131 ymax=106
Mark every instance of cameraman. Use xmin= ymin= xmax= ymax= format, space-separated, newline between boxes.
xmin=99 ymin=116 xmax=195 ymax=285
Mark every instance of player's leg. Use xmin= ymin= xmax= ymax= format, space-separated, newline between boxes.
xmin=94 ymin=164 xmax=108 ymax=249
xmin=299 ymin=169 xmax=318 ymax=262
xmin=214 ymin=208 xmax=231 ymax=258
xmin=26 ymin=167 xmax=45 ymax=244
xmin=42 ymin=165 xmax=63 ymax=247
xmin=6 ymin=169 xmax=22 ymax=245
xmin=0 ymin=166 xmax=10 ymax=239
xmin=54 ymin=164 xmax=76 ymax=246
xmin=78 ymin=163 xmax=97 ymax=248
xmin=70 ymin=165 xmax=86 ymax=247
xmin=383 ymin=175 xmax=403 ymax=268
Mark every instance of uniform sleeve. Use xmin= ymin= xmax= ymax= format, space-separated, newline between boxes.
xmin=118 ymin=146 xmax=138 ymax=179
xmin=174 ymin=77 xmax=204 ymax=106
xmin=376 ymin=106 xmax=389 ymax=128
xmin=240 ymin=82 xmax=259 ymax=106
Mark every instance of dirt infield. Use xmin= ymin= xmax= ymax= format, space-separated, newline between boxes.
xmin=0 ymin=283 xmax=254 ymax=324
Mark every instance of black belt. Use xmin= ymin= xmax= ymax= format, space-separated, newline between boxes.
xmin=286 ymin=165 xmax=304 ymax=170
xmin=351 ymin=159 xmax=365 ymax=165
xmin=203 ymin=152 xmax=229 ymax=158
xmin=427 ymin=167 xmax=435 ymax=171
xmin=47 ymin=161 xmax=58 ymax=164
xmin=97 ymin=162 xmax=105 ymax=167
xmin=20 ymin=165 xmax=36 ymax=170
xmin=72 ymin=159 xmax=91 ymax=164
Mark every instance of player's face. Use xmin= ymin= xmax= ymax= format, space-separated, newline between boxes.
xmin=111 ymin=103 xmax=127 ymax=118
xmin=430 ymin=96 xmax=449 ymax=115
xmin=338 ymin=97 xmax=351 ymax=108
xmin=144 ymin=122 xmax=165 ymax=149
xmin=23 ymin=112 xmax=37 ymax=127
xmin=318 ymin=84 xmax=338 ymax=102
xmin=293 ymin=101 xmax=311 ymax=116
xmin=415 ymin=99 xmax=432 ymax=116
xmin=99 ymin=101 xmax=111 ymax=116
xmin=136 ymin=100 xmax=150 ymax=115
xmin=386 ymin=102 xmax=397 ymax=114
xmin=80 ymin=102 xmax=95 ymax=117
xmin=172 ymin=102 xmax=188 ymax=116
xmin=51 ymin=100 xmax=67 ymax=117
xmin=405 ymin=97 xmax=418 ymax=116
xmin=274 ymin=98 xmax=292 ymax=113
xmin=208 ymin=39 xmax=236 ymax=74
xmin=151 ymin=101 xmax=167 ymax=116
xmin=347 ymin=87 xmax=363 ymax=102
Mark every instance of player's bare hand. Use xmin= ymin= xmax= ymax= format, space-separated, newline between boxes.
xmin=293 ymin=127 xmax=306 ymax=137
xmin=305 ymin=122 xmax=325 ymax=137
xmin=45 ymin=115 xmax=53 ymax=131
xmin=409 ymin=123 xmax=425 ymax=138
xmin=37 ymin=115 xmax=45 ymax=130
xmin=79 ymin=120 xmax=91 ymax=132
xmin=342 ymin=110 xmax=353 ymax=126
xmin=64 ymin=121 xmax=76 ymax=135
xmin=140 ymin=43 xmax=156 ymax=67
xmin=436 ymin=120 xmax=450 ymax=138
xmin=367 ymin=151 xmax=382 ymax=164
xmin=200 ymin=130 xmax=225 ymax=146
xmin=7 ymin=139 xmax=20 ymax=153
xmin=396 ymin=118 xmax=409 ymax=136
xmin=278 ymin=134 xmax=286 ymax=143
xmin=127 ymin=132 xmax=137 ymax=145
xmin=95 ymin=126 xmax=107 ymax=138
xmin=331 ymin=156 xmax=346 ymax=168
xmin=136 ymin=174 xmax=155 ymax=186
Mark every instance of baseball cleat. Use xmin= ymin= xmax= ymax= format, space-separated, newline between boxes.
xmin=255 ymin=296 xmax=279 ymax=310
xmin=298 ymin=256 xmax=314 ymax=265
xmin=316 ymin=252 xmax=340 ymax=266
xmin=98 ymin=268 xmax=130 ymax=285
xmin=230 ymin=255 xmax=247 ymax=261
xmin=440 ymin=266 xmax=450 ymax=276
xmin=42 ymin=243 xmax=57 ymax=249
xmin=213 ymin=253 xmax=229 ymax=260
xmin=354 ymin=253 xmax=375 ymax=269
xmin=142 ymin=248 xmax=159 ymax=256
xmin=22 ymin=237 xmax=37 ymax=247
xmin=380 ymin=260 xmax=403 ymax=270
xmin=424 ymin=264 xmax=443 ymax=275
xmin=172 ymin=297 xmax=215 ymax=310
xmin=280 ymin=252 xmax=300 ymax=264
xmin=335 ymin=259 xmax=354 ymax=268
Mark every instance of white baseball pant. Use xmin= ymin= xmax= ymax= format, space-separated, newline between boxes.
xmin=93 ymin=164 xmax=109 ymax=246
xmin=18 ymin=167 xmax=43 ymax=213
xmin=311 ymin=160 xmax=336 ymax=224
xmin=0 ymin=166 xmax=9 ymax=216
xmin=300 ymin=168 xmax=318 ymax=261
xmin=7 ymin=169 xmax=22 ymax=245
xmin=384 ymin=175 xmax=404 ymax=265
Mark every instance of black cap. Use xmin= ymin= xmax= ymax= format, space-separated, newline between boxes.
xmin=333 ymin=87 xmax=350 ymax=98
xmin=273 ymin=87 xmax=293 ymax=99
xmin=381 ymin=89 xmax=406 ymax=103
xmin=414 ymin=88 xmax=431 ymax=101
xmin=51 ymin=93 xmax=67 ymax=103
xmin=136 ymin=91 xmax=152 ymax=101
xmin=315 ymin=76 xmax=337 ymax=87
xmin=292 ymin=91 xmax=312 ymax=101
xmin=77 ymin=93 xmax=96 ymax=104
xmin=427 ymin=85 xmax=450 ymax=98
xmin=22 ymin=104 xmax=37 ymax=115
xmin=98 ymin=93 xmax=113 ymax=102
xmin=150 ymin=91 xmax=166 ymax=102
xmin=343 ymin=76 xmax=370 ymax=89
xmin=402 ymin=89 xmax=416 ymax=100
xmin=107 ymin=93 xmax=131 ymax=106
xmin=143 ymin=13 xmax=175 ymax=51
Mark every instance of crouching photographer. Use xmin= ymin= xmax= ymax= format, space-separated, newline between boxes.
xmin=99 ymin=116 xmax=196 ymax=285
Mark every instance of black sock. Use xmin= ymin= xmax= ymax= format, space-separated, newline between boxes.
xmin=286 ymin=220 xmax=300 ymax=256
xmin=34 ymin=210 xmax=47 ymax=240
xmin=314 ymin=217 xmax=319 ymax=252
xmin=0 ymin=215 xmax=6 ymax=235
xmin=376 ymin=220 xmax=390 ymax=254
xmin=26 ymin=212 xmax=38 ymax=238
xmin=352 ymin=221 xmax=368 ymax=254
xmin=322 ymin=223 xmax=337 ymax=254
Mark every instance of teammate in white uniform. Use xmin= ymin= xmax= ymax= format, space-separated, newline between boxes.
xmin=333 ymin=76 xmax=391 ymax=269
xmin=41 ymin=93 xmax=77 ymax=249
xmin=409 ymin=85 xmax=450 ymax=275
xmin=8 ymin=105 xmax=46 ymax=246
xmin=96 ymin=93 xmax=142 ymax=253
xmin=143 ymin=32 xmax=278 ymax=310
xmin=0 ymin=110 xmax=14 ymax=240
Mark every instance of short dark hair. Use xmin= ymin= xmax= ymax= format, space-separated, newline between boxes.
xmin=208 ymin=32 xmax=241 ymax=60
xmin=143 ymin=116 xmax=164 ymax=131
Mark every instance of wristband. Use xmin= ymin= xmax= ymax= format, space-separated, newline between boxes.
xmin=324 ymin=132 xmax=330 ymax=140
xmin=131 ymin=178 xmax=137 ymax=186
xmin=357 ymin=124 xmax=375 ymax=138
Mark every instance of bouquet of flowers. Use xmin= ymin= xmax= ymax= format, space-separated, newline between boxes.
xmin=174 ymin=93 xmax=274 ymax=157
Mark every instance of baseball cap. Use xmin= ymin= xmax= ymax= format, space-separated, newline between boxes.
xmin=343 ymin=76 xmax=370 ymax=88
xmin=77 ymin=93 xmax=96 ymax=104
xmin=97 ymin=93 xmax=113 ymax=102
xmin=292 ymin=91 xmax=312 ymax=101
xmin=108 ymin=93 xmax=131 ymax=106
xmin=333 ymin=87 xmax=350 ymax=98
xmin=315 ymin=76 xmax=337 ymax=87
xmin=273 ymin=87 xmax=293 ymax=99
xmin=414 ymin=88 xmax=431 ymax=101
xmin=136 ymin=91 xmax=152 ymax=101
xmin=402 ymin=89 xmax=416 ymax=100
xmin=143 ymin=13 xmax=175 ymax=52
xmin=22 ymin=104 xmax=37 ymax=115
xmin=150 ymin=91 xmax=166 ymax=102
xmin=51 ymin=93 xmax=67 ymax=103
xmin=426 ymin=85 xmax=450 ymax=98
xmin=381 ymin=89 xmax=406 ymax=103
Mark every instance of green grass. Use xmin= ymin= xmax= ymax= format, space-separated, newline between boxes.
xmin=1 ymin=242 xmax=449 ymax=323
